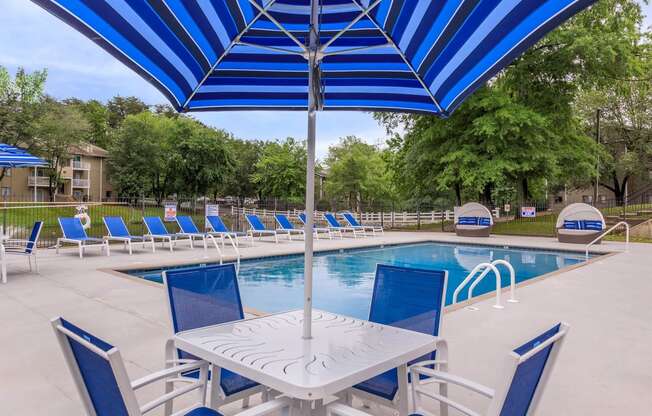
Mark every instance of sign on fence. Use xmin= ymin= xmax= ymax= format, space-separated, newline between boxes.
xmin=520 ymin=206 xmax=536 ymax=218
xmin=205 ymin=204 xmax=219 ymax=228
xmin=164 ymin=202 xmax=177 ymax=222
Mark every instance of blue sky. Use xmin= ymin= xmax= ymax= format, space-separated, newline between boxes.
xmin=1 ymin=1 xmax=650 ymax=159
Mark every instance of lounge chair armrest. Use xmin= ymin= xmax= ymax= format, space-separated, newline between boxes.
xmin=3 ymin=239 xmax=30 ymax=245
xmin=411 ymin=367 xmax=495 ymax=398
xmin=140 ymin=380 xmax=206 ymax=414
xmin=131 ymin=361 xmax=208 ymax=390
xmin=327 ymin=403 xmax=373 ymax=416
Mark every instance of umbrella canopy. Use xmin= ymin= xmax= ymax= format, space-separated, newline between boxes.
xmin=0 ymin=144 xmax=47 ymax=168
xmin=32 ymin=0 xmax=595 ymax=338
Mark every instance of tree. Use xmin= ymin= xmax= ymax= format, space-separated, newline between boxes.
xmin=251 ymin=138 xmax=306 ymax=205
xmin=169 ymin=118 xmax=234 ymax=198
xmin=64 ymin=98 xmax=111 ymax=149
xmin=0 ymin=66 xmax=47 ymax=181
xmin=106 ymin=96 xmax=149 ymax=129
xmin=325 ymin=136 xmax=393 ymax=212
xmin=34 ymin=99 xmax=90 ymax=201
xmin=221 ymin=138 xmax=264 ymax=204
xmin=108 ymin=112 xmax=176 ymax=203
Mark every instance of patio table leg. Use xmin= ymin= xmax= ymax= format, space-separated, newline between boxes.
xmin=397 ymin=363 xmax=409 ymax=416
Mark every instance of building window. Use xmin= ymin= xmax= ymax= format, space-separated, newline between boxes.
xmin=1 ymin=187 xmax=11 ymax=198
xmin=582 ymin=195 xmax=593 ymax=204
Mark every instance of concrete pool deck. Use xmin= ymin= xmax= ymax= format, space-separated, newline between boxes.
xmin=0 ymin=232 xmax=649 ymax=415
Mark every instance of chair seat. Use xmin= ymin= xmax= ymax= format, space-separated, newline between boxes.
xmin=185 ymin=407 xmax=224 ymax=416
xmin=353 ymin=368 xmax=397 ymax=401
xmin=185 ymin=368 xmax=259 ymax=397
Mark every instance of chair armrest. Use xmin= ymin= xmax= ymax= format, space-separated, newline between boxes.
xmin=3 ymin=239 xmax=29 ymax=244
xmin=234 ymin=398 xmax=292 ymax=416
xmin=131 ymin=361 xmax=208 ymax=390
xmin=410 ymin=367 xmax=495 ymax=398
xmin=327 ymin=403 xmax=373 ymax=416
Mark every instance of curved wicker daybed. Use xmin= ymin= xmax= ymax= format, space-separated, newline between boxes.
xmin=556 ymin=203 xmax=606 ymax=244
xmin=455 ymin=202 xmax=493 ymax=237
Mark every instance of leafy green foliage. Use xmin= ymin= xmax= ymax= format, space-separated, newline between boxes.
xmin=325 ymin=136 xmax=393 ymax=210
xmin=251 ymin=138 xmax=306 ymax=201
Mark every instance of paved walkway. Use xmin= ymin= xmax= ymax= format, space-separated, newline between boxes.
xmin=0 ymin=232 xmax=649 ymax=415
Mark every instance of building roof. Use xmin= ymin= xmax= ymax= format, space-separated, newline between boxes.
xmin=69 ymin=143 xmax=109 ymax=158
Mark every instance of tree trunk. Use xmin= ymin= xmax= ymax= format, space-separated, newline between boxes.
xmin=520 ymin=178 xmax=530 ymax=203
xmin=454 ymin=183 xmax=462 ymax=206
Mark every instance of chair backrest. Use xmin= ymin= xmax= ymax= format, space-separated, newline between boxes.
xmin=342 ymin=212 xmax=361 ymax=227
xmin=25 ymin=221 xmax=43 ymax=254
xmin=369 ymin=264 xmax=447 ymax=339
xmin=275 ymin=214 xmax=295 ymax=230
xmin=163 ymin=264 xmax=244 ymax=360
xmin=176 ymin=215 xmax=200 ymax=234
xmin=297 ymin=213 xmax=307 ymax=224
xmin=246 ymin=214 xmax=267 ymax=231
xmin=59 ymin=217 xmax=88 ymax=240
xmin=51 ymin=317 xmax=137 ymax=416
xmin=103 ymin=217 xmax=131 ymax=238
xmin=206 ymin=215 xmax=229 ymax=233
xmin=489 ymin=323 xmax=569 ymax=416
xmin=143 ymin=216 xmax=169 ymax=235
xmin=324 ymin=213 xmax=342 ymax=228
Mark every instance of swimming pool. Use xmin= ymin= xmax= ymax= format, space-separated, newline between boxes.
xmin=127 ymin=242 xmax=589 ymax=319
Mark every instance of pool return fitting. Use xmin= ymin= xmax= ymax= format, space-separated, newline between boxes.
xmin=452 ymin=260 xmax=518 ymax=310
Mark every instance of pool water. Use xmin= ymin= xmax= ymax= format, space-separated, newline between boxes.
xmin=128 ymin=242 xmax=588 ymax=319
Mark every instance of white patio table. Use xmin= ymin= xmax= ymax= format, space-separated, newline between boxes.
xmin=173 ymin=309 xmax=440 ymax=416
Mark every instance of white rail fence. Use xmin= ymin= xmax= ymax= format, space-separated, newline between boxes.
xmin=230 ymin=206 xmax=501 ymax=228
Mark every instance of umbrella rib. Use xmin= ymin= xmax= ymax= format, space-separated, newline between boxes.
xmin=323 ymin=43 xmax=392 ymax=57
xmin=351 ymin=2 xmax=444 ymax=114
xmin=236 ymin=41 xmax=304 ymax=56
xmin=320 ymin=0 xmax=383 ymax=52
xmin=247 ymin=0 xmax=308 ymax=52
xmin=181 ymin=0 xmax=280 ymax=111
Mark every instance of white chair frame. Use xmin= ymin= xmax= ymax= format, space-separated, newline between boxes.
xmin=343 ymin=213 xmax=384 ymax=237
xmin=143 ymin=218 xmax=193 ymax=252
xmin=0 ymin=223 xmax=43 ymax=282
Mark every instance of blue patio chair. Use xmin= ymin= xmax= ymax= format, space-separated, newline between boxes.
xmin=176 ymin=215 xmax=220 ymax=252
xmin=342 ymin=212 xmax=384 ymax=237
xmin=409 ymin=323 xmax=570 ymax=416
xmin=206 ymin=215 xmax=247 ymax=248
xmin=348 ymin=264 xmax=448 ymax=414
xmin=162 ymin=264 xmax=265 ymax=410
xmin=245 ymin=214 xmax=278 ymax=244
xmin=143 ymin=216 xmax=192 ymax=252
xmin=297 ymin=213 xmax=336 ymax=240
xmin=0 ymin=220 xmax=43 ymax=283
xmin=103 ymin=216 xmax=155 ymax=254
xmin=274 ymin=214 xmax=305 ymax=240
xmin=51 ymin=317 xmax=290 ymax=416
xmin=57 ymin=217 xmax=109 ymax=258
xmin=324 ymin=213 xmax=362 ymax=238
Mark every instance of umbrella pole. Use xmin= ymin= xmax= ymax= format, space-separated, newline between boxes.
xmin=303 ymin=0 xmax=319 ymax=340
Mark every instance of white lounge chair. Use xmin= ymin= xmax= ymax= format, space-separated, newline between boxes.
xmin=57 ymin=217 xmax=110 ymax=258
xmin=274 ymin=213 xmax=305 ymax=240
xmin=143 ymin=216 xmax=192 ymax=252
xmin=103 ymin=216 xmax=155 ymax=254
xmin=556 ymin=203 xmax=605 ymax=244
xmin=245 ymin=214 xmax=278 ymax=244
xmin=298 ymin=213 xmax=337 ymax=239
xmin=455 ymin=203 xmax=493 ymax=237
xmin=176 ymin=215 xmax=221 ymax=252
xmin=342 ymin=212 xmax=384 ymax=236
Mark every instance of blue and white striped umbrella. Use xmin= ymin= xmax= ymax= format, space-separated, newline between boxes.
xmin=31 ymin=0 xmax=595 ymax=338
xmin=0 ymin=144 xmax=47 ymax=168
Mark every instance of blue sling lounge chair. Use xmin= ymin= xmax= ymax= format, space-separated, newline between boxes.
xmin=347 ymin=264 xmax=448 ymax=414
xmin=51 ymin=317 xmax=288 ymax=416
xmin=162 ymin=264 xmax=266 ymax=410
xmin=103 ymin=216 xmax=154 ymax=254
xmin=297 ymin=213 xmax=336 ymax=240
xmin=57 ymin=217 xmax=110 ymax=258
xmin=342 ymin=212 xmax=384 ymax=237
xmin=206 ymin=215 xmax=246 ymax=247
xmin=176 ymin=215 xmax=221 ymax=253
xmin=324 ymin=213 xmax=363 ymax=238
xmin=143 ymin=216 xmax=192 ymax=252
xmin=274 ymin=213 xmax=305 ymax=240
xmin=245 ymin=214 xmax=278 ymax=244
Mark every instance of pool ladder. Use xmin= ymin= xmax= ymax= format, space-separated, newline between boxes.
xmin=452 ymin=260 xmax=518 ymax=309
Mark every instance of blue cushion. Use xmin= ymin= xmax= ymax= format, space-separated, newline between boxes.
xmin=458 ymin=216 xmax=478 ymax=225
xmin=563 ymin=220 xmax=580 ymax=230
xmin=185 ymin=407 xmax=223 ymax=416
xmin=478 ymin=217 xmax=491 ymax=226
xmin=581 ymin=220 xmax=603 ymax=231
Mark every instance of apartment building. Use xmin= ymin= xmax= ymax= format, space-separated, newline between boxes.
xmin=0 ymin=143 xmax=113 ymax=201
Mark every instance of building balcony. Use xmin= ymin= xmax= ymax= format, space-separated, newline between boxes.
xmin=72 ymin=160 xmax=91 ymax=170
xmin=72 ymin=178 xmax=90 ymax=188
